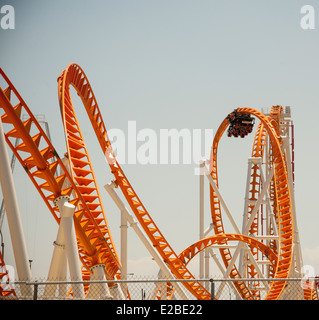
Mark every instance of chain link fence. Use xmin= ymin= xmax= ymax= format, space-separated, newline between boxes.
xmin=1 ymin=276 xmax=318 ymax=300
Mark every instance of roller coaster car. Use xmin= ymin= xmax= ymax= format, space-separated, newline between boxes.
xmin=227 ymin=110 xmax=255 ymax=138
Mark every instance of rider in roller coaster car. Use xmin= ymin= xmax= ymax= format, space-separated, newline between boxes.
xmin=227 ymin=109 xmax=255 ymax=138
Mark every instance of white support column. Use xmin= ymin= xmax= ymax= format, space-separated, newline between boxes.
xmin=110 ymin=274 xmax=127 ymax=300
xmin=204 ymin=223 xmax=214 ymax=237
xmin=282 ymin=136 xmax=303 ymax=275
xmin=199 ymin=160 xmax=205 ymax=283
xmin=120 ymin=209 xmax=128 ymax=297
xmin=239 ymin=158 xmax=253 ymax=277
xmin=58 ymin=248 xmax=68 ymax=298
xmin=202 ymin=163 xmax=241 ymax=234
xmin=208 ymin=247 xmax=241 ymax=300
xmin=148 ymin=269 xmax=166 ymax=300
xmin=0 ymin=119 xmax=32 ymax=298
xmin=54 ymin=195 xmax=85 ymax=299
xmin=86 ymin=264 xmax=112 ymax=300
xmin=104 ymin=182 xmax=190 ymax=300
xmin=204 ymin=248 xmax=210 ymax=290
xmin=44 ymin=225 xmax=67 ymax=299
xmin=265 ymin=134 xmax=270 ymax=278
xmin=242 ymin=159 xmax=254 ymax=231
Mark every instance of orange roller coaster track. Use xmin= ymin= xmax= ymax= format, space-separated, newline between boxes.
xmin=0 ymin=63 xmax=316 ymax=300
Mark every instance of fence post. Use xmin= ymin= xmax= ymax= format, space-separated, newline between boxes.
xmin=33 ymin=281 xmax=38 ymax=300
xmin=210 ymin=278 xmax=214 ymax=300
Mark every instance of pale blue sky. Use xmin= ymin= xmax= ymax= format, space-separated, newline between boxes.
xmin=1 ymin=1 xmax=319 ymax=278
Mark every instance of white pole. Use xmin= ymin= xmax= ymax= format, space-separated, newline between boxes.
xmin=44 ymin=225 xmax=67 ymax=298
xmin=199 ymin=160 xmax=205 ymax=282
xmin=120 ymin=209 xmax=128 ymax=297
xmin=160 ymin=271 xmax=168 ymax=300
xmin=104 ymin=182 xmax=190 ymax=300
xmin=111 ymin=274 xmax=127 ymax=300
xmin=148 ymin=269 xmax=169 ymax=300
xmin=58 ymin=247 xmax=68 ymax=298
xmin=86 ymin=264 xmax=113 ymax=300
xmin=55 ymin=195 xmax=85 ymax=299
xmin=282 ymin=136 xmax=302 ymax=275
xmin=208 ymin=248 xmax=241 ymax=300
xmin=239 ymin=159 xmax=253 ymax=277
xmin=265 ymin=134 xmax=270 ymax=278
xmin=202 ymin=163 xmax=241 ymax=234
xmin=204 ymin=248 xmax=210 ymax=290
xmin=0 ymin=119 xmax=32 ymax=298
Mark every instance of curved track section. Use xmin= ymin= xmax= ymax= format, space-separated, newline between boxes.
xmin=0 ymin=68 xmax=121 ymax=284
xmin=209 ymin=108 xmax=294 ymax=300
xmin=178 ymin=233 xmax=278 ymax=300
xmin=57 ymin=63 xmax=212 ymax=300
xmin=179 ymin=233 xmax=278 ymax=270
